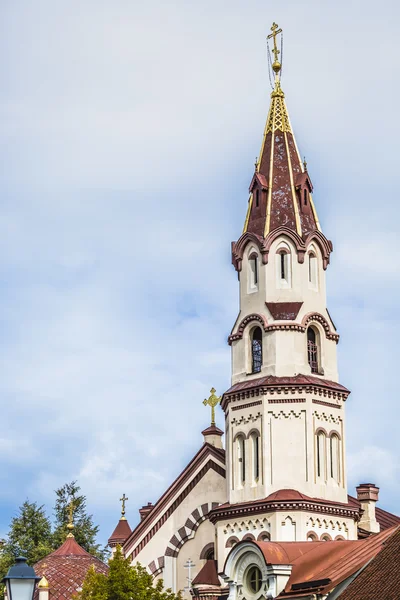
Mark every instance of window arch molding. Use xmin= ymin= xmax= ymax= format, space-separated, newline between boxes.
xmin=321 ymin=533 xmax=332 ymax=541
xmin=242 ymin=533 xmax=255 ymax=542
xmin=306 ymin=531 xmax=318 ymax=541
xmin=225 ymin=536 xmax=239 ymax=548
xmin=301 ymin=312 xmax=339 ymax=342
xmin=200 ymin=543 xmax=215 ymax=560
xmin=257 ymin=532 xmax=271 ymax=542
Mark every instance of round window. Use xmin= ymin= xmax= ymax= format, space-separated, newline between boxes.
xmin=247 ymin=566 xmax=262 ymax=594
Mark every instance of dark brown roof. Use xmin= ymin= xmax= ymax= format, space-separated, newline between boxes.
xmin=34 ymin=537 xmax=108 ymax=600
xmin=108 ymin=518 xmax=132 ymax=545
xmin=338 ymin=526 xmax=400 ymax=600
xmin=244 ymin=83 xmax=319 ymax=240
xmin=192 ymin=560 xmax=220 ymax=587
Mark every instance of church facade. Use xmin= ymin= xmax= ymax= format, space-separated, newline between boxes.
xmin=108 ymin=24 xmax=399 ymax=598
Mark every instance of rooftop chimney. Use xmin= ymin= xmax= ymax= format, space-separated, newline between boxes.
xmin=139 ymin=502 xmax=154 ymax=521
xmin=356 ymin=483 xmax=380 ymax=533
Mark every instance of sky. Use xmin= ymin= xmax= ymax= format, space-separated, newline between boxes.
xmin=0 ymin=0 xmax=399 ymax=548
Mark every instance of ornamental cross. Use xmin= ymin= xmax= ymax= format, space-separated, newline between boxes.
xmin=120 ymin=493 xmax=128 ymax=518
xmin=202 ymin=387 xmax=221 ymax=426
xmin=67 ymin=501 xmax=74 ymax=537
xmin=267 ymin=22 xmax=282 ymax=63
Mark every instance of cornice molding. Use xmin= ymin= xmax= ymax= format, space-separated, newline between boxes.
xmin=209 ymin=498 xmax=360 ymax=524
xmin=231 ymin=226 xmax=333 ymax=272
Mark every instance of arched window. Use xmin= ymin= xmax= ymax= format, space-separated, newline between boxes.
xmin=257 ymin=532 xmax=271 ymax=542
xmin=321 ymin=534 xmax=332 ymax=542
xmin=249 ymin=255 xmax=258 ymax=289
xmin=237 ymin=435 xmax=246 ymax=486
xmin=307 ymin=532 xmax=318 ymax=542
xmin=307 ymin=327 xmax=319 ymax=374
xmin=317 ymin=430 xmax=326 ymax=479
xmin=255 ymin=189 xmax=260 ymax=207
xmin=330 ymin=434 xmax=340 ymax=482
xmin=200 ymin=543 xmax=215 ymax=560
xmin=225 ymin=536 xmax=239 ymax=548
xmin=308 ymin=252 xmax=318 ymax=288
xmin=276 ymin=248 xmax=291 ymax=288
xmin=251 ymin=432 xmax=260 ymax=482
xmin=251 ymin=327 xmax=262 ymax=373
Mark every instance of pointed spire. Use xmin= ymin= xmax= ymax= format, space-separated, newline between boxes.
xmin=244 ymin=23 xmax=321 ymax=241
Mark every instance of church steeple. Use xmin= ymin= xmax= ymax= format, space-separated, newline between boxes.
xmin=241 ymin=23 xmax=324 ymax=257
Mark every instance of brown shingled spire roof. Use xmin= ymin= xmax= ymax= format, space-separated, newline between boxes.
xmin=232 ymin=24 xmax=333 ymax=272
xmin=244 ymin=75 xmax=319 ymax=240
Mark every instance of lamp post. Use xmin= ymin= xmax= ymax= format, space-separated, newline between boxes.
xmin=3 ymin=557 xmax=40 ymax=600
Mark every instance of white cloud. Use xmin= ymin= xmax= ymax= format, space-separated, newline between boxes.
xmin=0 ymin=0 xmax=399 ymax=544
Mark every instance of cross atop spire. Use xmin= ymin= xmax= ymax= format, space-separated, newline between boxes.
xmin=267 ymin=22 xmax=283 ymax=75
xmin=120 ymin=494 xmax=128 ymax=520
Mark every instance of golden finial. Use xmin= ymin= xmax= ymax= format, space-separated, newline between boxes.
xmin=67 ymin=501 xmax=75 ymax=538
xmin=267 ymin=22 xmax=282 ymax=74
xmin=202 ymin=388 xmax=221 ymax=426
xmin=120 ymin=494 xmax=128 ymax=520
xmin=38 ymin=576 xmax=49 ymax=589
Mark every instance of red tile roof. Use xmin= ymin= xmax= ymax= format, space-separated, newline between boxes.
xmin=262 ymin=526 xmax=399 ymax=597
xmin=338 ymin=526 xmax=400 ymax=600
xmin=34 ymin=537 xmax=108 ymax=600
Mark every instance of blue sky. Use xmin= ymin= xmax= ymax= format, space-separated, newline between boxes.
xmin=0 ymin=0 xmax=399 ymax=547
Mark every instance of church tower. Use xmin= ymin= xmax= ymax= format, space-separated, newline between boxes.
xmin=211 ymin=23 xmax=359 ymax=549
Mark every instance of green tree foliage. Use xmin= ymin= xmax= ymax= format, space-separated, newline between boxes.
xmin=0 ymin=501 xmax=54 ymax=599
xmin=52 ymin=481 xmax=107 ymax=560
xmin=78 ymin=547 xmax=182 ymax=600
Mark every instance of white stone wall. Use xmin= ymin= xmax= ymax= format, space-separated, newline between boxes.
xmin=232 ymin=237 xmax=338 ymax=383
xmin=227 ymin=392 xmax=347 ymax=505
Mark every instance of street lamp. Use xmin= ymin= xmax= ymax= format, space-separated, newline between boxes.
xmin=3 ymin=557 xmax=40 ymax=600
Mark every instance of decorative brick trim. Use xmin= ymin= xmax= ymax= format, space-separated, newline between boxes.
xmin=231 ymin=401 xmax=263 ymax=411
xmin=165 ymin=502 xmax=220 ymax=558
xmin=313 ymin=399 xmax=342 ymax=409
xmin=128 ymin=461 xmax=225 ymax=559
xmin=302 ymin=312 xmax=339 ymax=342
xmin=229 ymin=314 xmax=268 ymax=343
xmin=147 ymin=556 xmax=164 ymax=578
xmin=222 ymin=382 xmax=349 ymax=411
xmin=268 ymin=398 xmax=306 ymax=404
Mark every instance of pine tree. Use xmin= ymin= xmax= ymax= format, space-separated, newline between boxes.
xmin=78 ymin=547 xmax=182 ymax=600
xmin=0 ymin=501 xmax=54 ymax=600
xmin=7 ymin=501 xmax=53 ymax=564
xmin=52 ymin=481 xmax=107 ymax=560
